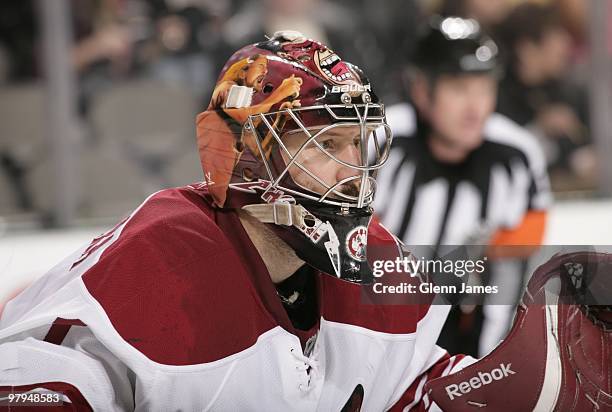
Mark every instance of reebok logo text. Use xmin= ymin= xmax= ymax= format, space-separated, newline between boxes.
xmin=445 ymin=363 xmax=516 ymax=400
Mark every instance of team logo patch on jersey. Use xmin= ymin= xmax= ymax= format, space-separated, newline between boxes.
xmin=346 ymin=226 xmax=368 ymax=262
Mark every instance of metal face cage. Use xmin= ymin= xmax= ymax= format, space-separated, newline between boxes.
xmin=244 ymin=103 xmax=393 ymax=209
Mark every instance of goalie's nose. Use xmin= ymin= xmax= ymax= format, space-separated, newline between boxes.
xmin=335 ymin=144 xmax=362 ymax=183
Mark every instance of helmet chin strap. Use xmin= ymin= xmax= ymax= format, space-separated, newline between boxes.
xmin=242 ymin=203 xmax=309 ymax=227
xmin=242 ymin=201 xmax=374 ymax=284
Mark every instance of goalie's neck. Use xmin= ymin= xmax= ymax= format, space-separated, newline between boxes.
xmin=237 ymin=209 xmax=305 ymax=284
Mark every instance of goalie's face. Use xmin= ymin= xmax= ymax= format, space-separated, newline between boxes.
xmin=280 ymin=124 xmax=382 ymax=207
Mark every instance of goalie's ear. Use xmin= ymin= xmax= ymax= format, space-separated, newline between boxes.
xmin=424 ymin=251 xmax=612 ymax=411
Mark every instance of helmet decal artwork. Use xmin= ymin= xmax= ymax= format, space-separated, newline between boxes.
xmin=196 ymin=31 xmax=392 ymax=283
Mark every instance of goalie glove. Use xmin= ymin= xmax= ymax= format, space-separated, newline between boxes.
xmin=424 ymin=252 xmax=612 ymax=411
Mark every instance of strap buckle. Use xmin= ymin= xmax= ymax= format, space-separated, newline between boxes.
xmin=272 ymin=202 xmax=293 ymax=226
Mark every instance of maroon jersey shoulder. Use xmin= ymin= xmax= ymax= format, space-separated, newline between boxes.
xmin=82 ymin=186 xmax=277 ymax=365
xmin=367 ymin=217 xmax=404 ymax=262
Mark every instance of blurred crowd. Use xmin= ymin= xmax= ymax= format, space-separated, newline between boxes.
xmin=0 ymin=0 xmax=605 ymax=222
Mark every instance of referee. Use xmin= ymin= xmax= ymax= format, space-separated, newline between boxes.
xmin=375 ymin=17 xmax=552 ymax=356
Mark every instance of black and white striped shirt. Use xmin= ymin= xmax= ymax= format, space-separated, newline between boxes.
xmin=375 ymin=103 xmax=551 ymax=247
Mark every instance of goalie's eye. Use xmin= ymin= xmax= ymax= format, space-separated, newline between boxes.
xmin=319 ymin=136 xmax=360 ymax=152
xmin=320 ymin=139 xmax=336 ymax=151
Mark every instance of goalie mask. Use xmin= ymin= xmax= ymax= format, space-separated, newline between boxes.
xmin=196 ymin=31 xmax=392 ymax=283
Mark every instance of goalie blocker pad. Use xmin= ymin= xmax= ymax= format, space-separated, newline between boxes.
xmin=424 ymin=252 xmax=612 ymax=411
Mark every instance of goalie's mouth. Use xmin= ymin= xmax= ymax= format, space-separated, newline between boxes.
xmin=315 ymin=49 xmax=355 ymax=84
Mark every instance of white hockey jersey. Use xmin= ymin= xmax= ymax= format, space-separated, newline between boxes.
xmin=0 ymin=185 xmax=470 ymax=411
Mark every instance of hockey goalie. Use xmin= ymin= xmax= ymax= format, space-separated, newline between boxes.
xmin=0 ymin=31 xmax=610 ymax=411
